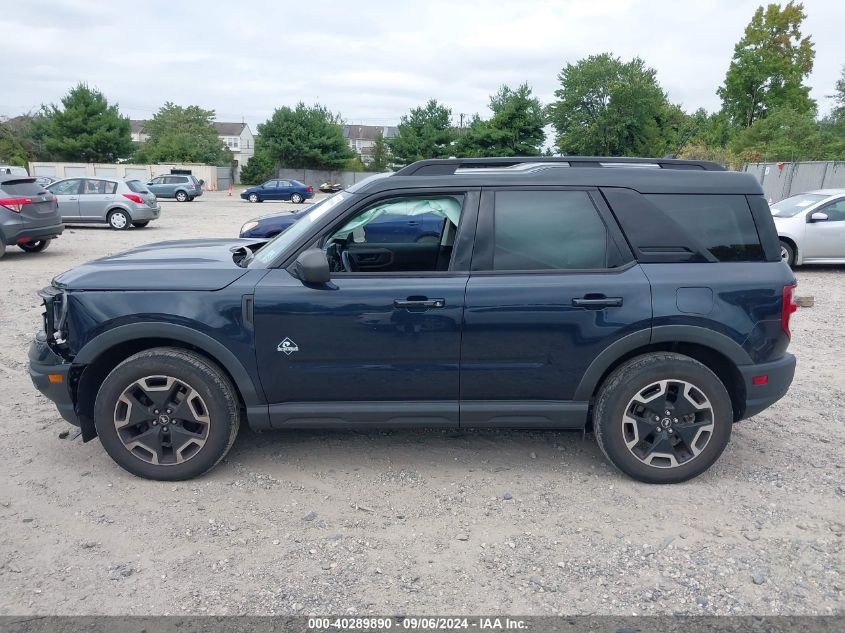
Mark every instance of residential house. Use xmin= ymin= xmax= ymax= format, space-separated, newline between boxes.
xmin=343 ymin=124 xmax=397 ymax=163
xmin=129 ymin=119 xmax=255 ymax=183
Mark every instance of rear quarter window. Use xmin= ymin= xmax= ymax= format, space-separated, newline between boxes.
xmin=644 ymin=194 xmax=764 ymax=262
xmin=126 ymin=180 xmax=148 ymax=193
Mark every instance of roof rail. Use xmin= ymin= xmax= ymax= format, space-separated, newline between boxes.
xmin=394 ymin=156 xmax=726 ymax=176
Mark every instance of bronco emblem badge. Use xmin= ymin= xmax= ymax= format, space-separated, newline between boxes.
xmin=277 ymin=338 xmax=299 ymax=355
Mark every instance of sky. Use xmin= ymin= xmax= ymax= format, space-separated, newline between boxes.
xmin=1 ymin=0 xmax=843 ymax=132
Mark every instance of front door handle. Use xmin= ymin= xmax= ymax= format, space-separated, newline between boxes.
xmin=572 ymin=296 xmax=623 ymax=308
xmin=393 ymin=297 xmax=446 ymax=309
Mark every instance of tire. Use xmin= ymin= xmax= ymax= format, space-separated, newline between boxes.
xmin=415 ymin=234 xmax=440 ymax=244
xmin=175 ymin=191 xmax=188 ymax=202
xmin=132 ymin=221 xmax=150 ymax=228
xmin=18 ymin=239 xmax=51 ymax=253
xmin=779 ymin=240 xmax=796 ymax=267
xmin=593 ymin=352 xmax=733 ymax=484
xmin=94 ymin=347 xmax=241 ymax=481
xmin=0 ymin=241 xmax=5 ymax=259
xmin=107 ymin=209 xmax=131 ymax=230
xmin=290 ymin=193 xmax=304 ymax=204
xmin=248 ymin=193 xmax=260 ymax=203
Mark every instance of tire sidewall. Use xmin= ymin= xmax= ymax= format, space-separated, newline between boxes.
xmin=94 ymin=352 xmax=236 ymax=480
xmin=596 ymin=356 xmax=733 ymax=484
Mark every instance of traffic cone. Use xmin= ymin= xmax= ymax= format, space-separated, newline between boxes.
xmin=228 ymin=183 xmax=232 ymax=196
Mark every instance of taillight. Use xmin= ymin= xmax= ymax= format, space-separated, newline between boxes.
xmin=781 ymin=284 xmax=798 ymax=338
xmin=0 ymin=197 xmax=32 ymax=213
xmin=306 ymin=186 xmax=313 ymax=192
xmin=123 ymin=193 xmax=144 ymax=204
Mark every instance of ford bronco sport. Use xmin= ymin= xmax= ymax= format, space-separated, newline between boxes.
xmin=29 ymin=157 xmax=797 ymax=483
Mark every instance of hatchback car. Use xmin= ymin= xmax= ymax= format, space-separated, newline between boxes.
xmin=0 ymin=175 xmax=63 ymax=259
xmin=47 ymin=177 xmax=161 ymax=230
xmin=771 ymin=189 xmax=845 ymax=265
xmin=241 ymin=179 xmax=314 ymax=204
xmin=146 ymin=175 xmax=203 ymax=202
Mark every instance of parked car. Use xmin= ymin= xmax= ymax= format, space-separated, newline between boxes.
xmin=0 ymin=175 xmax=63 ymax=259
xmin=239 ymin=196 xmax=443 ymax=243
xmin=0 ymin=165 xmax=29 ymax=177
xmin=146 ymin=174 xmax=203 ymax=202
xmin=770 ymin=189 xmax=845 ymax=266
xmin=46 ymin=177 xmax=160 ymax=230
xmin=34 ymin=176 xmax=57 ymax=188
xmin=241 ymin=179 xmax=314 ymax=204
xmin=29 ymin=157 xmax=796 ymax=484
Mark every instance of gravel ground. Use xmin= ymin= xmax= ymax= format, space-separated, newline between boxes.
xmin=0 ymin=192 xmax=843 ymax=616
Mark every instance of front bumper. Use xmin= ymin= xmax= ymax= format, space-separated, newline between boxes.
xmin=738 ymin=353 xmax=796 ymax=420
xmin=3 ymin=222 xmax=64 ymax=245
xmin=28 ymin=333 xmax=78 ymax=426
xmin=131 ymin=206 xmax=161 ymax=221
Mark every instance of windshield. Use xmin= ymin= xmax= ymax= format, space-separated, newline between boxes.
xmin=248 ymin=193 xmax=350 ymax=268
xmin=771 ymin=193 xmax=827 ymax=218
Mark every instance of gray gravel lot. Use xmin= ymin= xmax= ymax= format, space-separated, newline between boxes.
xmin=0 ymin=192 xmax=843 ymax=615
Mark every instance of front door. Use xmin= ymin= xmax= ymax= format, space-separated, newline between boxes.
xmin=804 ymin=198 xmax=845 ymax=259
xmin=460 ymin=188 xmax=652 ymax=427
xmin=253 ymin=190 xmax=479 ymax=427
xmin=78 ymin=179 xmax=116 ymax=220
xmin=277 ymin=180 xmax=294 ymax=200
xmin=147 ymin=177 xmax=166 ymax=196
xmin=48 ymin=178 xmax=82 ymax=220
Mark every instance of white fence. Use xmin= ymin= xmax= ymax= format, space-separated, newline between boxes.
xmin=27 ymin=162 xmax=222 ymax=190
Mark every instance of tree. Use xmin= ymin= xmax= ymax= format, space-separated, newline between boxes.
xmin=258 ymin=103 xmax=352 ymax=170
xmin=730 ymin=107 xmax=829 ymax=161
xmin=134 ymin=103 xmax=232 ymax=165
xmin=455 ymin=83 xmax=545 ymax=157
xmin=369 ymin=129 xmax=390 ymax=171
xmin=239 ymin=149 xmax=276 ymax=184
xmin=387 ymin=99 xmax=454 ymax=166
xmin=547 ymin=53 xmax=672 ymax=156
xmin=717 ymin=2 xmax=815 ymax=129
xmin=34 ymin=83 xmax=133 ymax=162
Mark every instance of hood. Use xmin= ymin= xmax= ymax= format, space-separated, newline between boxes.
xmin=54 ymin=238 xmax=260 ymax=291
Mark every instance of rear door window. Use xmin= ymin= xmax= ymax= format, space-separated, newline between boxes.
xmin=491 ymin=190 xmax=608 ymax=271
xmin=644 ymin=194 xmax=764 ymax=262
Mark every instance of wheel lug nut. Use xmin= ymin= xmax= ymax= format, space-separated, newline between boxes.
xmin=166 ymin=409 xmax=172 ymax=414
xmin=654 ymin=416 xmax=660 ymax=421
xmin=673 ymin=418 xmax=678 ymax=423
xmin=668 ymin=429 xmax=673 ymax=434
xmin=665 ymin=410 xmax=671 ymax=415
xmin=152 ymin=421 xmax=157 ymax=425
xmin=163 ymin=426 xmax=169 ymax=432
xmin=154 ymin=409 xmax=159 ymax=415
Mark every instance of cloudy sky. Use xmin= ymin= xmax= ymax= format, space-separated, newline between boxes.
xmin=2 ymin=0 xmax=843 ymax=131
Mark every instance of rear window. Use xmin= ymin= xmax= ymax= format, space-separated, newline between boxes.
xmin=0 ymin=179 xmax=46 ymax=196
xmin=126 ymin=180 xmax=148 ymax=193
xmin=644 ymin=194 xmax=764 ymax=262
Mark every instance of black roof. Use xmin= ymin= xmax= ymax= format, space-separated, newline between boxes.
xmin=360 ymin=158 xmax=763 ymax=196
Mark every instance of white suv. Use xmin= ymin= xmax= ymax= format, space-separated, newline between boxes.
xmin=771 ymin=189 xmax=845 ymax=266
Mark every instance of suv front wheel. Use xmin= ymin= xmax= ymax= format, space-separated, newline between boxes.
xmin=94 ymin=348 xmax=241 ymax=480
xmin=594 ymin=352 xmax=732 ymax=484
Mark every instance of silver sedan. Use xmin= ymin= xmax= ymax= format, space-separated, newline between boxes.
xmin=771 ymin=189 xmax=845 ymax=266
xmin=47 ymin=177 xmax=161 ymax=230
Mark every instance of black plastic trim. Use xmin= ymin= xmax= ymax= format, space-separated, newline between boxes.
xmin=460 ymin=400 xmax=589 ymax=428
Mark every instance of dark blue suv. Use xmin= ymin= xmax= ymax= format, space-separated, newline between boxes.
xmin=29 ymin=157 xmax=797 ymax=483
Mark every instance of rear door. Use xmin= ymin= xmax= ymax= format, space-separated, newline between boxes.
xmin=78 ymin=179 xmax=116 ymax=220
xmin=459 ymin=188 xmax=652 ymax=428
xmin=47 ymin=179 xmax=82 ymax=220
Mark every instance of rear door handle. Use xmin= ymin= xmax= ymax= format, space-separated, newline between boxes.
xmin=572 ymin=296 xmax=623 ymax=308
xmin=393 ymin=297 xmax=446 ymax=309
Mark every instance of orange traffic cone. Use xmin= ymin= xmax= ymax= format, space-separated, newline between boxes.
xmin=228 ymin=183 xmax=232 ymax=196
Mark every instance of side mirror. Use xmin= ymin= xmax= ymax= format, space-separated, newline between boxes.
xmin=292 ymin=248 xmax=331 ymax=284
xmin=810 ymin=211 xmax=829 ymax=222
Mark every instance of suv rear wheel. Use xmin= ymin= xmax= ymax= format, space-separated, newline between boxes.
xmin=594 ymin=352 xmax=732 ymax=484
xmin=175 ymin=191 xmax=189 ymax=202
xmin=94 ymin=348 xmax=241 ymax=480
xmin=18 ymin=239 xmax=51 ymax=253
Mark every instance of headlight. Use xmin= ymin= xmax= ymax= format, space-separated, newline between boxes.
xmin=240 ymin=221 xmax=259 ymax=235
